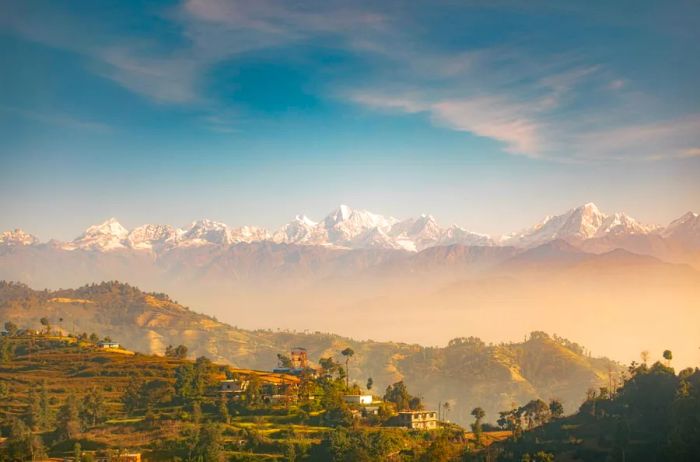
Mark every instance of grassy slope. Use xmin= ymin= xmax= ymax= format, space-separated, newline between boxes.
xmin=0 ymin=281 xmax=621 ymax=427
xmin=0 ymin=338 xmax=331 ymax=460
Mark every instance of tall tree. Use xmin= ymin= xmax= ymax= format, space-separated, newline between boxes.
xmin=197 ymin=423 xmax=225 ymax=461
xmin=663 ymin=350 xmax=673 ymax=367
xmin=443 ymin=401 xmax=451 ymax=421
xmin=25 ymin=386 xmax=42 ymax=430
xmin=121 ymin=377 xmax=142 ymax=415
xmin=549 ymin=399 xmax=564 ymax=419
xmin=81 ymin=387 xmax=107 ymax=427
xmin=56 ymin=394 xmax=81 ymax=441
xmin=341 ymin=348 xmax=355 ymax=389
xmin=38 ymin=380 xmax=52 ymax=430
xmin=5 ymin=418 xmax=47 ymax=461
xmin=218 ymin=395 xmax=230 ymax=424
xmin=471 ymin=407 xmax=486 ymax=445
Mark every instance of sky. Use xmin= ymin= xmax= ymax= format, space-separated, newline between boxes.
xmin=1 ymin=0 xmax=699 ymax=240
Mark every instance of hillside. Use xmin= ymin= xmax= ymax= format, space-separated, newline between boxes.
xmin=0 ymin=334 xmax=423 ymax=460
xmin=487 ymin=360 xmax=700 ymax=461
xmin=0 ymin=281 xmax=622 ymax=427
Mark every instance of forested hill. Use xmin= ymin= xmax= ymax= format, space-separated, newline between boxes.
xmin=489 ymin=360 xmax=700 ymax=461
xmin=0 ymin=280 xmax=621 ymax=426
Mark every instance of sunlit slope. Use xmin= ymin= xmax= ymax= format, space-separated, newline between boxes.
xmin=0 ymin=281 xmax=621 ymax=426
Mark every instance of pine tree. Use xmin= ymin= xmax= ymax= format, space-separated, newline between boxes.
xmin=25 ymin=386 xmax=42 ymax=430
xmin=218 ymin=396 xmax=230 ymax=424
xmin=81 ymin=386 xmax=107 ymax=427
xmin=38 ymin=380 xmax=52 ymax=430
xmin=122 ymin=377 xmax=142 ymax=415
xmin=56 ymin=394 xmax=81 ymax=441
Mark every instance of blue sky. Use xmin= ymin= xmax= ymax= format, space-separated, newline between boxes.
xmin=1 ymin=0 xmax=699 ymax=239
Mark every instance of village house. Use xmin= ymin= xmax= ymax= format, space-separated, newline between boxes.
xmin=342 ymin=394 xmax=373 ymax=405
xmin=396 ymin=410 xmax=438 ymax=430
xmin=273 ymin=347 xmax=317 ymax=376
xmin=97 ymin=341 xmax=120 ymax=349
xmin=219 ymin=379 xmax=248 ymax=396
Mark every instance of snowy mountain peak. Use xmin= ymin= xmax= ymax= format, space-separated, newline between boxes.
xmin=0 ymin=228 xmax=39 ymax=246
xmin=294 ymin=215 xmax=317 ymax=227
xmin=68 ymin=218 xmax=130 ymax=251
xmin=504 ymin=203 xmax=651 ymax=247
xmin=127 ymin=224 xmax=177 ymax=250
xmin=180 ymin=219 xmax=232 ymax=246
xmin=85 ymin=218 xmax=129 ymax=239
xmin=581 ymin=202 xmax=600 ymax=212
xmin=337 ymin=204 xmax=352 ymax=221
xmin=662 ymin=210 xmax=700 ymax=242
xmin=229 ymin=226 xmax=270 ymax=244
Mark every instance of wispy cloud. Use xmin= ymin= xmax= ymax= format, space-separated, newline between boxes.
xmin=351 ymin=92 xmax=542 ymax=157
xmin=1 ymin=106 xmax=112 ymax=133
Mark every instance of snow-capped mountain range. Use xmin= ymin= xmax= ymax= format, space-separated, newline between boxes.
xmin=1 ymin=203 xmax=697 ymax=253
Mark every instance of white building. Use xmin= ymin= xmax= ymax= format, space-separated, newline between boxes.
xmin=343 ymin=394 xmax=373 ymax=405
xmin=220 ymin=379 xmax=248 ymax=394
xmin=396 ymin=410 xmax=438 ymax=430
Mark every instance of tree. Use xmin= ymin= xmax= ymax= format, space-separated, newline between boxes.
xmin=197 ymin=423 xmax=224 ymax=461
xmin=40 ymin=317 xmax=50 ymax=334
xmin=442 ymin=401 xmax=451 ymax=421
xmin=56 ymin=394 xmax=81 ymax=441
xmin=341 ymin=347 xmax=355 ymax=388
xmin=174 ymin=358 xmax=212 ymax=403
xmin=81 ymin=387 xmax=107 ymax=427
xmin=25 ymin=386 xmax=42 ymax=430
xmin=4 ymin=320 xmax=18 ymax=336
xmin=663 ymin=349 xmax=673 ymax=366
xmin=165 ymin=344 xmax=189 ymax=359
xmin=174 ymin=344 xmax=188 ymax=358
xmin=471 ymin=407 xmax=486 ymax=445
xmin=277 ymin=353 xmax=293 ymax=368
xmin=122 ymin=377 xmax=142 ymax=415
xmin=498 ymin=408 xmax=523 ymax=440
xmin=175 ymin=363 xmax=196 ymax=401
xmin=384 ymin=381 xmax=422 ymax=411
xmin=38 ymin=380 xmax=52 ymax=430
xmin=218 ymin=395 xmax=230 ymax=424
xmin=549 ymin=399 xmax=564 ymax=419
xmin=5 ymin=418 xmax=47 ymax=461
xmin=141 ymin=379 xmax=175 ymax=408
xmin=521 ymin=399 xmax=550 ymax=428
xmin=366 ymin=377 xmax=373 ymax=391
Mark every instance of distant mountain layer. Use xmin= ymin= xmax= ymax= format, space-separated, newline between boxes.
xmin=0 ymin=281 xmax=622 ymax=427
xmin=3 ymin=203 xmax=698 ymax=254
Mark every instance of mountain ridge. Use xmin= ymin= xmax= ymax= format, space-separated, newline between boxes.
xmin=2 ymin=203 xmax=696 ymax=254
